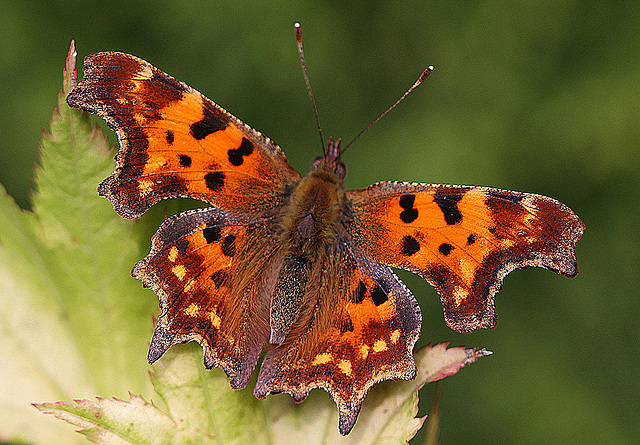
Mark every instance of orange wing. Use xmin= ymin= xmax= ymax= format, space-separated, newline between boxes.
xmin=254 ymin=243 xmax=421 ymax=435
xmin=133 ymin=208 xmax=276 ymax=388
xmin=346 ymin=182 xmax=584 ymax=332
xmin=67 ymin=52 xmax=300 ymax=218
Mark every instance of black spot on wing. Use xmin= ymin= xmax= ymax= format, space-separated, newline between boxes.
xmin=178 ymin=154 xmax=191 ymax=167
xmin=467 ymin=234 xmax=477 ymax=245
xmin=439 ymin=243 xmax=454 ymax=256
xmin=165 ymin=130 xmax=175 ymax=145
xmin=228 ymin=138 xmax=254 ymax=166
xmin=190 ymin=104 xmax=228 ymax=140
xmin=400 ymin=235 xmax=421 ymax=256
xmin=210 ymin=270 xmax=228 ymax=287
xmin=203 ymin=227 xmax=222 ymax=244
xmin=434 ymin=188 xmax=465 ymax=225
xmin=204 ymin=172 xmax=225 ymax=191
xmin=399 ymin=194 xmax=415 ymax=208
xmin=352 ymin=281 xmax=366 ymax=303
xmin=399 ymin=194 xmax=419 ymax=223
xmin=339 ymin=316 xmax=354 ymax=333
xmin=370 ymin=286 xmax=388 ymax=306
xmin=176 ymin=239 xmax=190 ymax=253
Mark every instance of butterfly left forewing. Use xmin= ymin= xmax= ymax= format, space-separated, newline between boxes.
xmin=254 ymin=242 xmax=421 ymax=435
xmin=346 ymin=182 xmax=584 ymax=332
xmin=67 ymin=52 xmax=300 ymax=219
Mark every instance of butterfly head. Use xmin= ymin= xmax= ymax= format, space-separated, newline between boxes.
xmin=311 ymin=137 xmax=346 ymax=180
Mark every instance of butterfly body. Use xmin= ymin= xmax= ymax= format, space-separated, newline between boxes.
xmin=270 ymin=144 xmax=346 ymax=344
xmin=66 ymin=50 xmax=584 ymax=435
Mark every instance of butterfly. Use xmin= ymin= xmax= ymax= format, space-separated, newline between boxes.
xmin=66 ymin=28 xmax=584 ymax=435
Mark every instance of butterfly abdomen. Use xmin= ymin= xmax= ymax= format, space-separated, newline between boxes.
xmin=270 ymin=255 xmax=310 ymax=344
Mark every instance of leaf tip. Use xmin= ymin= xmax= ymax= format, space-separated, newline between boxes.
xmin=64 ymin=40 xmax=78 ymax=95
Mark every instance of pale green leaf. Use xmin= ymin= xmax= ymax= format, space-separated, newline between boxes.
xmin=37 ymin=342 xmax=489 ymax=444
xmin=150 ymin=343 xmax=271 ymax=445
xmin=0 ymin=42 xmax=154 ymax=443
xmin=0 ymin=185 xmax=93 ymax=444
xmin=28 ymin=41 xmax=155 ymax=395
xmin=34 ymin=394 xmax=205 ymax=445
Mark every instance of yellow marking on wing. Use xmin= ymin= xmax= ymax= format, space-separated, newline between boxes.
xmin=172 ymin=264 xmax=187 ymax=280
xmin=360 ymin=345 xmax=370 ymax=360
xmin=521 ymin=196 xmax=539 ymax=225
xmin=168 ymin=246 xmax=179 ymax=262
xmin=145 ymin=156 xmax=168 ymax=172
xmin=459 ymin=257 xmax=476 ymax=285
xmin=452 ymin=287 xmax=467 ymax=306
xmin=312 ymin=352 xmax=333 ymax=366
xmin=373 ymin=339 xmax=387 ymax=353
xmin=338 ymin=360 xmax=353 ymax=376
xmin=139 ymin=179 xmax=153 ymax=197
xmin=210 ymin=308 xmax=221 ymax=329
xmin=134 ymin=64 xmax=154 ymax=80
xmin=500 ymin=238 xmax=516 ymax=248
xmin=184 ymin=303 xmax=199 ymax=317
xmin=184 ymin=278 xmax=195 ymax=293
xmin=390 ymin=329 xmax=401 ymax=344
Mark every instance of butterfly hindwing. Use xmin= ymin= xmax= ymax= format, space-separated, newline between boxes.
xmin=346 ymin=182 xmax=585 ymax=332
xmin=254 ymin=242 xmax=421 ymax=435
xmin=133 ymin=207 xmax=279 ymax=388
xmin=66 ymin=52 xmax=300 ymax=218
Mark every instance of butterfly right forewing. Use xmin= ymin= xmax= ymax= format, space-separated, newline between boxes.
xmin=346 ymin=181 xmax=584 ymax=332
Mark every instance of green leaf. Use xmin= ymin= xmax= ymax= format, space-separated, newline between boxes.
xmin=422 ymin=382 xmax=441 ymax=445
xmin=36 ymin=342 xmax=490 ymax=444
xmin=29 ymin=41 xmax=155 ymax=395
xmin=0 ymin=42 xmax=155 ymax=443
xmin=0 ymin=184 xmax=94 ymax=444
xmin=150 ymin=344 xmax=271 ymax=444
xmin=34 ymin=395 xmax=200 ymax=445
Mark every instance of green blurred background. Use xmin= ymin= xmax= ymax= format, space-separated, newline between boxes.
xmin=1 ymin=1 xmax=638 ymax=443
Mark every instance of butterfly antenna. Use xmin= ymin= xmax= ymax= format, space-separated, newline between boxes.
xmin=343 ymin=65 xmax=434 ymax=153
xmin=295 ymin=22 xmax=325 ymax=151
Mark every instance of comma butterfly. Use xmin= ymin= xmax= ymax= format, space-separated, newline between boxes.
xmin=66 ymin=25 xmax=584 ymax=435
